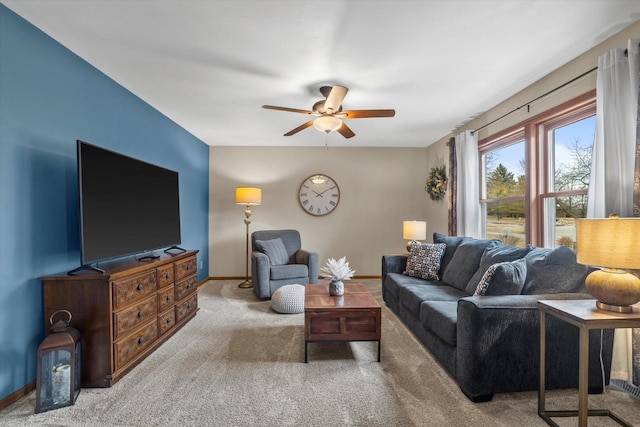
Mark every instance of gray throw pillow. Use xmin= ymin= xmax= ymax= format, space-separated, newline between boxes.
xmin=403 ymin=242 xmax=446 ymax=280
xmin=433 ymin=233 xmax=468 ymax=280
xmin=442 ymin=238 xmax=502 ymax=291
xmin=255 ymin=238 xmax=289 ymax=266
xmin=521 ymin=245 xmax=589 ymax=295
xmin=473 ymin=258 xmax=527 ymax=296
xmin=465 ymin=244 xmax=534 ymax=294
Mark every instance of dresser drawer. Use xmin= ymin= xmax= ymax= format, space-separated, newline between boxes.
xmin=157 ymin=264 xmax=174 ymax=288
xmin=175 ymin=275 xmax=197 ymax=302
xmin=158 ymin=307 xmax=176 ymax=336
xmin=175 ymin=256 xmax=197 ymax=281
xmin=176 ymin=293 xmax=197 ymax=323
xmin=157 ymin=284 xmax=174 ymax=313
xmin=113 ymin=270 xmax=157 ymax=309
xmin=114 ymin=321 xmax=158 ymax=371
xmin=113 ymin=295 xmax=158 ymax=339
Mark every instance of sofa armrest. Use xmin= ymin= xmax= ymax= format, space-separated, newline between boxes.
xmin=296 ymin=249 xmax=319 ymax=283
xmin=455 ymin=293 xmax=613 ymax=401
xmin=382 ymin=255 xmax=407 ymax=280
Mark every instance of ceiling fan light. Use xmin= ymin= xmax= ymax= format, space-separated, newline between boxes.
xmin=313 ymin=115 xmax=342 ymax=133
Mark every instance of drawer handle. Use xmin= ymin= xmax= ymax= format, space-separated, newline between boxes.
xmin=186 ymin=265 xmax=191 ymax=271
xmin=165 ymin=295 xmax=171 ymax=302
xmin=187 ymin=303 xmax=191 ymax=309
xmin=186 ymin=283 xmax=192 ymax=289
xmin=166 ymin=318 xmax=172 ymax=324
xmin=137 ymin=311 xmax=144 ymax=318
xmin=164 ymin=273 xmax=171 ymax=279
xmin=137 ymin=283 xmax=143 ymax=291
xmin=138 ymin=337 xmax=145 ymax=345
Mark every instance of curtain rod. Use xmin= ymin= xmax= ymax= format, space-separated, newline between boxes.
xmin=470 ymin=66 xmax=598 ymax=136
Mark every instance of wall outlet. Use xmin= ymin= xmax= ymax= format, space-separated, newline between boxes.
xmin=199 ymin=260 xmax=203 ymax=270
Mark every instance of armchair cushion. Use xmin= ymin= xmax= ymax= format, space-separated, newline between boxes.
xmin=255 ymin=238 xmax=289 ymax=266
xmin=270 ymin=264 xmax=309 ymax=280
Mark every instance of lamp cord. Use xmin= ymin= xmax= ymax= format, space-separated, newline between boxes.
xmin=600 ymin=329 xmax=606 ymax=394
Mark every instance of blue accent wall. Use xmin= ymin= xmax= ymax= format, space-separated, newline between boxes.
xmin=0 ymin=5 xmax=209 ymax=400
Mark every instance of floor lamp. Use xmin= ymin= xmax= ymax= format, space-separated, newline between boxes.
xmin=236 ymin=187 xmax=262 ymax=288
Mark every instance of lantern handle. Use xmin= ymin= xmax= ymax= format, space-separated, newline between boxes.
xmin=50 ymin=309 xmax=72 ymax=326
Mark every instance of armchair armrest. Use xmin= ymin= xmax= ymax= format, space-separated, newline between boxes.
xmin=296 ymin=249 xmax=319 ymax=283
xmin=455 ymin=293 xmax=613 ymax=402
xmin=251 ymin=251 xmax=271 ymax=298
xmin=382 ymin=255 xmax=407 ymax=280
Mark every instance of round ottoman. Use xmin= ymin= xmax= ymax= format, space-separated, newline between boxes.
xmin=271 ymin=284 xmax=305 ymax=314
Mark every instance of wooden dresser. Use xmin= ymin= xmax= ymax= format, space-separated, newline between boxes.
xmin=41 ymin=250 xmax=199 ymax=387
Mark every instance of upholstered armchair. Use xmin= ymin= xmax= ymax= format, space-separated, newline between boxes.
xmin=251 ymin=229 xmax=319 ymax=298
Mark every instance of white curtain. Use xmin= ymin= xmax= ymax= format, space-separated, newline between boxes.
xmin=587 ymin=39 xmax=640 ymax=385
xmin=455 ymin=130 xmax=481 ymax=238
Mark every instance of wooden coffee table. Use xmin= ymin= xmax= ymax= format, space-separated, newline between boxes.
xmin=304 ymin=283 xmax=381 ymax=363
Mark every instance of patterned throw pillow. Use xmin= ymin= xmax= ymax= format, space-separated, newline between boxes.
xmin=255 ymin=238 xmax=289 ymax=266
xmin=403 ymin=242 xmax=446 ymax=280
xmin=473 ymin=258 xmax=527 ymax=296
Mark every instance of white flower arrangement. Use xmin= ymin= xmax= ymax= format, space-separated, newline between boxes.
xmin=320 ymin=256 xmax=355 ymax=282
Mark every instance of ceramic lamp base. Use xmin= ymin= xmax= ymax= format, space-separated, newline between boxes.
xmin=586 ymin=269 xmax=640 ymax=313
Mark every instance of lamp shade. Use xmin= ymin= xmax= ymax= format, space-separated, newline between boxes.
xmin=403 ymin=221 xmax=427 ymax=241
xmin=235 ymin=187 xmax=262 ymax=205
xmin=313 ymin=115 xmax=342 ymax=132
xmin=576 ymin=217 xmax=640 ymax=270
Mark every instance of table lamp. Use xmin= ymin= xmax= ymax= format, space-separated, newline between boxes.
xmin=236 ymin=187 xmax=262 ymax=288
xmin=403 ymin=220 xmax=427 ymax=252
xmin=576 ymin=216 xmax=640 ymax=312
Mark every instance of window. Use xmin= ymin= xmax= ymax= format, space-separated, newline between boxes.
xmin=479 ymin=92 xmax=596 ymax=248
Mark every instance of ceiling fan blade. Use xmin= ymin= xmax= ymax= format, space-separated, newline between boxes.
xmin=336 ymin=122 xmax=355 ymax=139
xmin=341 ymin=109 xmax=396 ymax=119
xmin=324 ymin=85 xmax=348 ymax=114
xmin=284 ymin=120 xmax=314 ymax=136
xmin=262 ymin=105 xmax=315 ymax=115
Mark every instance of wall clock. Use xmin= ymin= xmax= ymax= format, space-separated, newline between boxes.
xmin=298 ymin=174 xmax=340 ymax=216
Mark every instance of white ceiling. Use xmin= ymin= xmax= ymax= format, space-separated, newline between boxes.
xmin=3 ymin=0 xmax=640 ymax=147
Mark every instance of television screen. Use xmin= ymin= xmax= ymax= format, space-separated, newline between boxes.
xmin=77 ymin=140 xmax=181 ymax=264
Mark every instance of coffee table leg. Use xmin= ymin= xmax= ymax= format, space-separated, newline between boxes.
xmin=305 ymin=341 xmax=308 ymax=363
xmin=377 ymin=340 xmax=381 ymax=362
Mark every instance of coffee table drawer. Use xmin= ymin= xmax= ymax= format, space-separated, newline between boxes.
xmin=305 ymin=308 xmax=380 ymax=341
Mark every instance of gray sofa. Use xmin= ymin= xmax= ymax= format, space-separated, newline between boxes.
xmin=382 ymin=233 xmax=614 ymax=402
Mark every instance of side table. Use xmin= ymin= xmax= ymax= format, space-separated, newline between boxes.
xmin=538 ymin=299 xmax=640 ymax=427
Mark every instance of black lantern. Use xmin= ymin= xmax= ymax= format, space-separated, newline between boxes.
xmin=36 ymin=310 xmax=81 ymax=413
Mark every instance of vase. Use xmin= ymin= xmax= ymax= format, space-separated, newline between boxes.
xmin=329 ymin=280 xmax=344 ymax=296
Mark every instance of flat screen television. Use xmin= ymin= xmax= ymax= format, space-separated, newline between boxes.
xmin=76 ymin=140 xmax=182 ymax=266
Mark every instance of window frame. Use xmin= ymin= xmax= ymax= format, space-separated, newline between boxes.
xmin=478 ymin=90 xmax=596 ymax=247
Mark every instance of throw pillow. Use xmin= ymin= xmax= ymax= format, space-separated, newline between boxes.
xmin=473 ymin=258 xmax=527 ymax=296
xmin=464 ymin=244 xmax=534 ymax=295
xmin=521 ymin=245 xmax=590 ymax=295
xmin=403 ymin=242 xmax=446 ymax=281
xmin=255 ymin=238 xmax=289 ymax=266
xmin=433 ymin=233 xmax=468 ymax=280
xmin=442 ymin=238 xmax=502 ymax=291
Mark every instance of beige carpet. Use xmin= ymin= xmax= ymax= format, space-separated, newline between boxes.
xmin=2 ymin=279 xmax=639 ymax=426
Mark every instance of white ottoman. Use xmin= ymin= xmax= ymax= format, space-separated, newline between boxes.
xmin=271 ymin=284 xmax=305 ymax=314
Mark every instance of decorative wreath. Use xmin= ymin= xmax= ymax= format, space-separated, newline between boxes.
xmin=426 ymin=166 xmax=448 ymax=201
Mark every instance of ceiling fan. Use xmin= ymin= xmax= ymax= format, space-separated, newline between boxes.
xmin=262 ymin=85 xmax=395 ymax=139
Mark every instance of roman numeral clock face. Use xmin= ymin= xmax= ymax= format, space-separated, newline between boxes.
xmin=298 ymin=174 xmax=340 ymax=216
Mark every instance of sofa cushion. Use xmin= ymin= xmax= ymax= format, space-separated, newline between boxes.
xmin=442 ymin=239 xmax=501 ymax=292
xmin=521 ymin=246 xmax=589 ymax=295
xmin=473 ymin=258 xmax=527 ymax=296
xmin=433 ymin=233 xmax=468 ymax=279
xmin=404 ymin=242 xmax=446 ymax=280
xmin=419 ymin=301 xmax=458 ymax=346
xmin=270 ymin=264 xmax=308 ymax=280
xmin=255 ymin=238 xmax=289 ymax=266
xmin=465 ymin=244 xmax=534 ymax=294
xmin=384 ymin=272 xmax=429 ymax=299
xmin=399 ymin=282 xmax=466 ymax=317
